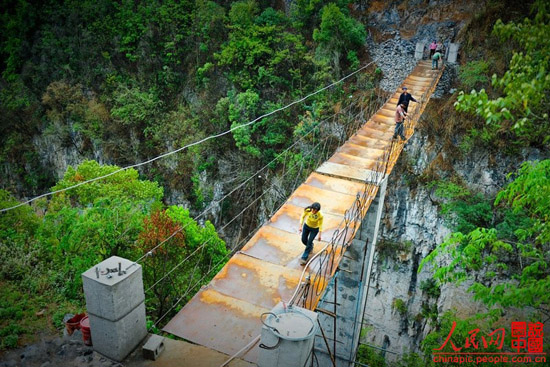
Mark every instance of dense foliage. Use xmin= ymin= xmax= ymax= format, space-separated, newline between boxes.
xmin=436 ymin=1 xmax=550 ymax=320
xmin=0 ymin=0 xmax=369 ymax=350
xmin=0 ymin=161 xmax=227 ymax=348
xmin=423 ymin=160 xmax=550 ymax=313
xmin=0 ymin=0 xmax=367 ymax=199
xmin=456 ymin=0 xmax=550 ymax=147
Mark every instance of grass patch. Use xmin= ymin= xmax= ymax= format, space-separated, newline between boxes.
xmin=0 ymin=281 xmax=83 ymax=350
xmin=392 ymin=298 xmax=408 ymax=316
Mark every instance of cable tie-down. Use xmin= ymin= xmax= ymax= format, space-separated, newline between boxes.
xmin=100 ymin=267 xmax=126 ymax=278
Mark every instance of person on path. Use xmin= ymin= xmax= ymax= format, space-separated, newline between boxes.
xmin=397 ymin=87 xmax=417 ymax=113
xmin=429 ymin=40 xmax=437 ymax=58
xmin=393 ymin=103 xmax=407 ymax=140
xmin=298 ymin=202 xmax=323 ymax=265
xmin=432 ymin=51 xmax=442 ymax=70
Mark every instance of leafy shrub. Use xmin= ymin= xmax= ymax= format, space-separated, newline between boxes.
xmin=455 ymin=0 xmax=550 ymax=146
xmin=392 ymin=298 xmax=407 ymax=315
xmin=419 ymin=278 xmax=441 ymax=298
xmin=430 ymin=180 xmax=493 ymax=233
xmin=313 ymin=3 xmax=366 ymax=62
xmin=110 ymin=84 xmax=162 ymax=128
xmin=377 ymin=239 xmax=412 ymax=261
xmin=1 ymin=334 xmax=19 ymax=349
xmin=355 ymin=344 xmax=386 ymax=367
xmin=139 ymin=206 xmax=228 ymax=320
xmin=459 ymin=60 xmax=490 ymax=90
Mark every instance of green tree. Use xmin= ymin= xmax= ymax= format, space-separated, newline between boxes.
xmin=33 ymin=160 xmax=164 ymax=299
xmin=110 ymin=83 xmax=162 ymax=128
xmin=37 ymin=199 xmax=146 ymax=299
xmin=422 ymin=160 xmax=550 ymax=320
xmin=313 ymin=3 xmax=366 ymax=67
xmin=138 ymin=206 xmax=228 ymax=319
xmin=455 ymin=0 xmax=550 ymax=146
xmin=0 ymin=190 xmax=41 ymax=282
xmin=216 ymin=1 xmax=308 ymax=91
xmin=50 ymin=160 xmax=163 ymax=206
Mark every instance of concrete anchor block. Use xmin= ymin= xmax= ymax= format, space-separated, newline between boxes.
xmin=415 ymin=43 xmax=425 ymax=60
xmin=143 ymin=335 xmax=165 ymax=361
xmin=447 ymin=43 xmax=459 ymax=63
xmin=82 ymin=256 xmax=144 ymax=321
xmin=88 ymin=302 xmax=148 ymax=362
xmin=82 ymin=256 xmax=147 ymax=362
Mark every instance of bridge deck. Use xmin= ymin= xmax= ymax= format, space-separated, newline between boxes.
xmin=163 ymin=60 xmax=443 ymax=363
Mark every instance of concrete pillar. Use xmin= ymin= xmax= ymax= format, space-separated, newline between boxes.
xmin=347 ymin=176 xmax=388 ymax=365
xmin=362 ymin=176 xmax=388 ymax=295
xmin=414 ymin=43 xmax=425 ymax=60
xmin=447 ymin=43 xmax=459 ymax=63
xmin=258 ymin=302 xmax=318 ymax=367
xmin=82 ymin=256 xmax=147 ymax=362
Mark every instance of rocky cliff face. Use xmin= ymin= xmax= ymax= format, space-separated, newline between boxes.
xmin=366 ymin=0 xmax=481 ymax=93
xmin=358 ymin=1 xmax=544 ymax=357
xmin=361 ymin=116 xmax=547 ymax=359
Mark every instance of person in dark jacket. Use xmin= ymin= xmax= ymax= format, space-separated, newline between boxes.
xmin=397 ymin=87 xmax=417 ymax=112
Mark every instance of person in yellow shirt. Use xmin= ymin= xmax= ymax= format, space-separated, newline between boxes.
xmin=298 ymin=202 xmax=323 ymax=265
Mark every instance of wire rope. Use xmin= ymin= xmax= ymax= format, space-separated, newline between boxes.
xmin=1 ymin=62 xmax=374 ymax=213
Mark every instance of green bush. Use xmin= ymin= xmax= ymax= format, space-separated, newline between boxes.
xmin=419 ymin=278 xmax=441 ymax=298
xmin=313 ymin=3 xmax=366 ymax=63
xmin=377 ymin=239 xmax=412 ymax=261
xmin=1 ymin=334 xmax=19 ymax=349
xmin=458 ymin=60 xmax=490 ymax=90
xmin=392 ymin=298 xmax=407 ymax=315
xmin=430 ymin=180 xmax=493 ymax=233
xmin=455 ymin=0 xmax=550 ymax=147
xmin=356 ymin=344 xmax=386 ymax=367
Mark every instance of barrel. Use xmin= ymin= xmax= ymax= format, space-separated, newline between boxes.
xmin=65 ymin=313 xmax=85 ymax=336
xmin=80 ymin=316 xmax=93 ymax=346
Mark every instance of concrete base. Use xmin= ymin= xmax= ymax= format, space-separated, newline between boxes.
xmin=143 ymin=335 xmax=165 ymax=361
xmin=313 ymin=178 xmax=387 ymax=366
xmin=415 ymin=43 xmax=425 ymax=60
xmin=89 ymin=301 xmax=148 ymax=362
xmin=447 ymin=43 xmax=459 ymax=63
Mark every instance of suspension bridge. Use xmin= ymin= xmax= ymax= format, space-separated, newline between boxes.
xmin=161 ymin=60 xmax=444 ymax=365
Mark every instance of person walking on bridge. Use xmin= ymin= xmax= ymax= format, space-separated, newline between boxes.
xmin=397 ymin=87 xmax=417 ymax=112
xmin=429 ymin=40 xmax=437 ymax=58
xmin=432 ymin=50 xmax=442 ymax=70
xmin=393 ymin=103 xmax=407 ymax=141
xmin=298 ymin=202 xmax=323 ymax=265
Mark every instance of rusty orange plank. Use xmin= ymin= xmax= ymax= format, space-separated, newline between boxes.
xmin=328 ymin=152 xmax=381 ymax=171
xmin=338 ymin=144 xmax=386 ymax=160
xmin=304 ymin=172 xmax=365 ymax=196
xmin=378 ymin=108 xmax=396 ymax=117
xmin=406 ymin=75 xmax=432 ymax=81
xmin=267 ymin=203 xmax=352 ymax=242
xmin=209 ymin=253 xmax=303 ymax=309
xmin=357 ymin=126 xmax=394 ymax=139
xmin=368 ymin=115 xmax=395 ymax=127
xmin=287 ymin=182 xmax=360 ymax=217
xmin=316 ymin=161 xmax=381 ymax=183
xmin=402 ymin=78 xmax=431 ymax=86
xmin=240 ymin=225 xmax=328 ymax=267
xmin=348 ymin=135 xmax=388 ymax=150
xmin=163 ymin=287 xmax=267 ymax=362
